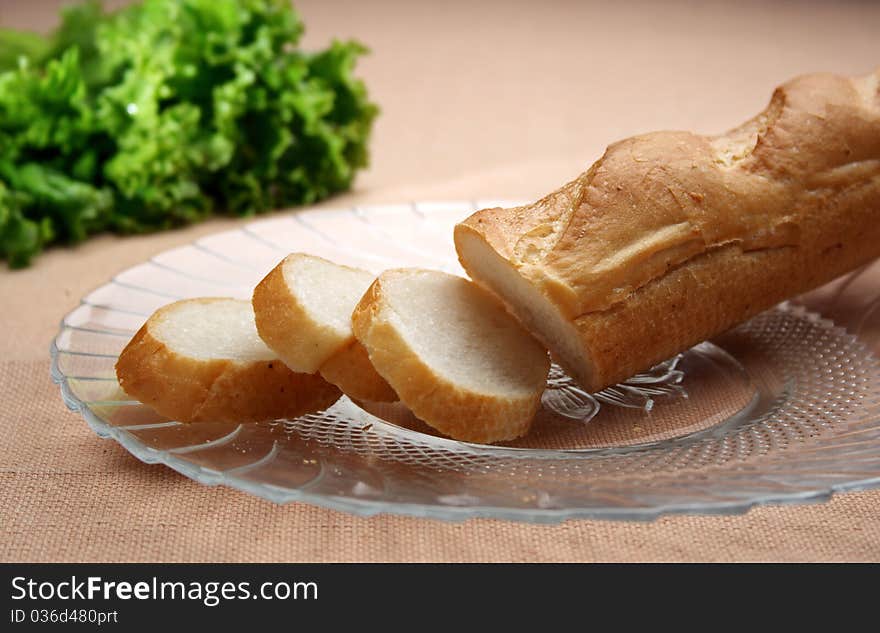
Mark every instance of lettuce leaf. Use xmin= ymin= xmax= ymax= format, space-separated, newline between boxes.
xmin=0 ymin=0 xmax=377 ymax=267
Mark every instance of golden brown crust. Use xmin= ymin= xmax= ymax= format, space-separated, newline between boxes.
xmin=252 ymin=258 xmax=327 ymax=374
xmin=253 ymin=253 xmax=393 ymax=400
xmin=115 ymin=300 xmax=340 ymax=423
xmin=456 ymin=69 xmax=880 ymax=391
xmin=351 ymin=273 xmax=545 ymax=443
xmin=319 ymin=339 xmax=398 ymax=403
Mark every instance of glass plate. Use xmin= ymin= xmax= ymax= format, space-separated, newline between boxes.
xmin=51 ymin=201 xmax=880 ymax=522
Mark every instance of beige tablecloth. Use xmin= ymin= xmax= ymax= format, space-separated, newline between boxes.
xmin=2 ymin=0 xmax=879 ymax=562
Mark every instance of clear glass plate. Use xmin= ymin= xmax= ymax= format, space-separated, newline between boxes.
xmin=51 ymin=201 xmax=880 ymax=522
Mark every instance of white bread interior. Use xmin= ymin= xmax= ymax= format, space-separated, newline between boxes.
xmin=151 ymin=298 xmax=275 ymax=362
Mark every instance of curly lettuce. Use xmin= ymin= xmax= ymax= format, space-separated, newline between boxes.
xmin=0 ymin=0 xmax=377 ymax=267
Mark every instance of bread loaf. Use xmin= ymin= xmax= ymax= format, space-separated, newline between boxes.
xmin=455 ymin=69 xmax=880 ymax=391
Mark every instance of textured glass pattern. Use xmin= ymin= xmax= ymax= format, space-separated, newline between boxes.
xmin=52 ymin=201 xmax=880 ymax=522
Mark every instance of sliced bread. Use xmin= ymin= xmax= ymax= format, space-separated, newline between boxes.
xmin=252 ymin=253 xmax=396 ymax=401
xmin=351 ymin=269 xmax=550 ymax=443
xmin=115 ymin=298 xmax=340 ymax=423
xmin=319 ymin=339 xmax=399 ymax=402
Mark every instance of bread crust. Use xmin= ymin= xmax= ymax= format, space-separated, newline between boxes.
xmin=456 ymin=69 xmax=880 ymax=391
xmin=351 ymin=272 xmax=548 ymax=443
xmin=116 ymin=299 xmax=340 ymax=423
xmin=319 ymin=340 xmax=398 ymax=402
xmin=252 ymin=257 xmax=328 ymax=374
xmin=253 ymin=253 xmax=394 ymax=401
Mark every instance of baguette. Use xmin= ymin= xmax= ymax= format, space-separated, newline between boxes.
xmin=351 ymin=269 xmax=550 ymax=443
xmin=116 ymin=298 xmax=340 ymax=423
xmin=252 ymin=253 xmax=396 ymax=401
xmin=455 ymin=69 xmax=880 ymax=391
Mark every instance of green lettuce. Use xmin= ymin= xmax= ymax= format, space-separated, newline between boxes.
xmin=0 ymin=0 xmax=377 ymax=267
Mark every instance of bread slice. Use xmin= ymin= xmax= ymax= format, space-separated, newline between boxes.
xmin=456 ymin=69 xmax=880 ymax=392
xmin=115 ymin=298 xmax=340 ymax=423
xmin=252 ymin=253 xmax=396 ymax=401
xmin=319 ymin=339 xmax=398 ymax=402
xmin=351 ymin=269 xmax=550 ymax=443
